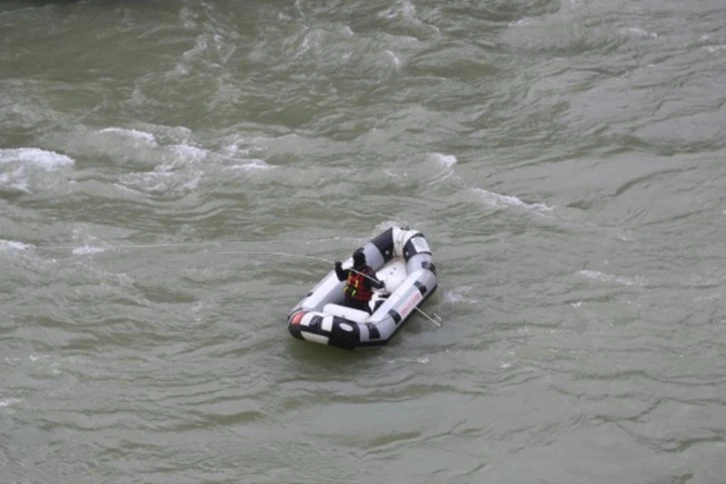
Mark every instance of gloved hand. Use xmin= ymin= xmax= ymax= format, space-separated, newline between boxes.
xmin=334 ymin=261 xmax=342 ymax=270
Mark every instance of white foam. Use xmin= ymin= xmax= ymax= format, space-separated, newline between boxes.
xmin=431 ymin=152 xmax=457 ymax=168
xmin=0 ymin=148 xmax=75 ymax=170
xmin=170 ymin=144 xmax=207 ymax=161
xmin=220 ymin=143 xmax=248 ymax=157
xmin=512 ymin=17 xmax=535 ymax=27
xmin=98 ymin=127 xmax=158 ymax=146
xmin=620 ymin=27 xmax=658 ymax=39
xmin=0 ymin=172 xmax=28 ymax=191
xmin=385 ymin=49 xmax=402 ymax=67
xmin=385 ymin=356 xmax=430 ymax=365
xmin=0 ymin=398 xmax=22 ymax=408
xmin=382 ymin=0 xmax=417 ymax=20
xmin=705 ymin=45 xmax=726 ymax=53
xmin=577 ymin=270 xmax=642 ymax=287
xmin=472 ymin=188 xmax=552 ymax=212
xmin=226 ymin=159 xmax=272 ymax=171
xmin=72 ymin=245 xmax=107 ymax=255
xmin=444 ymin=286 xmax=475 ymax=304
xmin=0 ymin=239 xmax=32 ymax=251
xmin=0 ymin=148 xmax=75 ymax=193
xmin=156 ymin=144 xmax=208 ymax=172
xmin=119 ymin=170 xmax=202 ymax=194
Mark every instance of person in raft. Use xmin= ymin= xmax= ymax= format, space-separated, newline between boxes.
xmin=334 ymin=249 xmax=385 ymax=314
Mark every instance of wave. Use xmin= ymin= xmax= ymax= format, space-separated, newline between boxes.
xmin=0 ymin=147 xmax=74 ymax=169
xmin=471 ymin=187 xmax=553 ymax=213
xmin=0 ymin=239 xmax=32 ymax=251
xmin=577 ymin=269 xmax=644 ymax=287
xmin=0 ymin=147 xmax=75 ymax=194
xmin=98 ymin=127 xmax=158 ymax=146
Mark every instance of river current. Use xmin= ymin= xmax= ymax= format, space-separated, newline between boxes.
xmin=2 ymin=1 xmax=725 ymax=483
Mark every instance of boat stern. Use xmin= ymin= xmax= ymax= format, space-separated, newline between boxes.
xmin=287 ymin=309 xmax=362 ymax=350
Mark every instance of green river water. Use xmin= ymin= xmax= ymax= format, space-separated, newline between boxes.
xmin=2 ymin=1 xmax=726 ymax=482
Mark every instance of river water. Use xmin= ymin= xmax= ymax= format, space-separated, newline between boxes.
xmin=2 ymin=0 xmax=725 ymax=482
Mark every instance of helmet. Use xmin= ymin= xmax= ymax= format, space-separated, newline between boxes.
xmin=353 ymin=249 xmax=366 ymax=268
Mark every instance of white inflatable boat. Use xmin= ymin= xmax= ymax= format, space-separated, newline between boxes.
xmin=287 ymin=226 xmax=438 ymax=350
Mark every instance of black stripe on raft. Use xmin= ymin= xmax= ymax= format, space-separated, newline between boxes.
xmin=388 ymin=309 xmax=402 ymax=324
xmin=422 ymin=261 xmax=436 ymax=275
xmin=414 ymin=280 xmax=428 ymax=296
xmin=366 ymin=323 xmax=381 ymax=339
xmin=402 ymin=233 xmax=426 ymax=260
xmin=309 ymin=315 xmax=323 ymax=331
xmin=370 ymin=228 xmax=394 ymax=262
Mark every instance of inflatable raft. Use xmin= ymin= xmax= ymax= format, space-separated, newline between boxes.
xmin=288 ymin=226 xmax=438 ymax=350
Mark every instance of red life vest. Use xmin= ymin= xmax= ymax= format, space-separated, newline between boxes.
xmin=343 ymin=267 xmax=374 ymax=301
